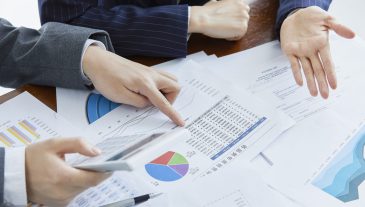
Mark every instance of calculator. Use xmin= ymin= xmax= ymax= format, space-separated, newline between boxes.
xmin=72 ymin=133 xmax=164 ymax=172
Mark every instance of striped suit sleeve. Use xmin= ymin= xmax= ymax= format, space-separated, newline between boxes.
xmin=276 ymin=0 xmax=332 ymax=38
xmin=39 ymin=1 xmax=189 ymax=58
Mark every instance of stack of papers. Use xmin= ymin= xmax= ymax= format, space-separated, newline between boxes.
xmin=3 ymin=27 xmax=365 ymax=206
xmin=56 ymin=51 xmax=295 ymax=206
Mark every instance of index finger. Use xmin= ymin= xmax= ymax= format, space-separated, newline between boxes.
xmin=143 ymin=85 xmax=185 ymax=126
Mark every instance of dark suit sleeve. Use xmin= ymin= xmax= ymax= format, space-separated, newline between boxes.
xmin=276 ymin=0 xmax=332 ymax=38
xmin=0 ymin=147 xmax=4 ymax=205
xmin=38 ymin=0 xmax=188 ymax=58
xmin=0 ymin=18 xmax=113 ymax=89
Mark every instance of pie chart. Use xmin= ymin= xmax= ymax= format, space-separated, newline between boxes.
xmin=86 ymin=93 xmax=120 ymax=124
xmin=145 ymin=151 xmax=189 ymax=182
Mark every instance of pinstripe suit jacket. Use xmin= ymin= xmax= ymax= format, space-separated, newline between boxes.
xmin=39 ymin=0 xmax=331 ymax=58
xmin=39 ymin=0 xmax=193 ymax=58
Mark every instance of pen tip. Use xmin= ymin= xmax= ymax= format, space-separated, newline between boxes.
xmin=150 ymin=192 xmax=163 ymax=199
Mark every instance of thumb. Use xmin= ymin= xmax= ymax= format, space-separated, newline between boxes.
xmin=49 ymin=138 xmax=101 ymax=157
xmin=326 ymin=17 xmax=355 ymax=39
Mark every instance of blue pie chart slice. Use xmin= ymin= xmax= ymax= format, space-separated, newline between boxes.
xmin=86 ymin=93 xmax=120 ymax=124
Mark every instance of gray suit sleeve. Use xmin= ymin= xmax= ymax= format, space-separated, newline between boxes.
xmin=0 ymin=18 xmax=114 ymax=89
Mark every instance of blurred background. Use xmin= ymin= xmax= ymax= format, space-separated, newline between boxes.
xmin=0 ymin=0 xmax=364 ymax=96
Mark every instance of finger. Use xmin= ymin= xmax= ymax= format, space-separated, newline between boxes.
xmin=300 ymin=57 xmax=318 ymax=97
xmin=49 ymin=138 xmax=101 ymax=157
xmin=326 ymin=17 xmax=355 ymax=39
xmin=319 ymin=45 xmax=337 ymax=89
xmin=157 ymin=76 xmax=182 ymax=104
xmin=289 ymin=56 xmax=303 ymax=86
xmin=310 ymin=55 xmax=329 ymax=99
xmin=68 ymin=168 xmax=111 ymax=188
xmin=156 ymin=70 xmax=178 ymax=82
xmin=115 ymin=87 xmax=150 ymax=108
xmin=142 ymin=84 xmax=185 ymax=126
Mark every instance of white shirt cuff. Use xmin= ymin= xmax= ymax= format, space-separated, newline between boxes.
xmin=4 ymin=147 xmax=27 ymax=206
xmin=80 ymin=39 xmax=107 ymax=84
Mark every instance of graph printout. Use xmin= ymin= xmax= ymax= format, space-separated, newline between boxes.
xmin=86 ymin=61 xmax=294 ymax=169
xmin=266 ymin=117 xmax=365 ymax=207
xmin=312 ymin=124 xmax=365 ymax=203
xmin=0 ymin=92 xmax=84 ymax=148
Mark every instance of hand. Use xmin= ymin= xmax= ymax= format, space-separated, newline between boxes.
xmin=25 ymin=138 xmax=110 ymax=206
xmin=280 ymin=6 xmax=355 ymax=99
xmin=189 ymin=0 xmax=250 ymax=40
xmin=83 ymin=46 xmax=185 ymax=126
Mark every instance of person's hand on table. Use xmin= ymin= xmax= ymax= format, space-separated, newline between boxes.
xmin=280 ymin=6 xmax=355 ymax=99
xmin=83 ymin=46 xmax=185 ymax=126
xmin=189 ymin=0 xmax=250 ymax=41
xmin=26 ymin=138 xmax=110 ymax=206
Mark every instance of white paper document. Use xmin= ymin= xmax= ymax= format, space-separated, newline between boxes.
xmin=258 ymin=36 xmax=365 ymax=206
xmin=0 ymin=92 xmax=84 ymax=147
xmin=265 ymin=119 xmax=365 ymax=207
xmin=57 ymin=59 xmax=294 ymax=162
xmin=204 ymin=36 xmax=365 ymax=123
xmin=166 ymin=167 xmax=286 ymax=207
xmin=69 ymin=161 xmax=285 ymax=207
xmin=68 ymin=172 xmax=168 ymax=207
xmin=106 ymin=128 xmax=290 ymax=207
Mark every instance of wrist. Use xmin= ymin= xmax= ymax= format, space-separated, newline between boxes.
xmin=82 ymin=46 xmax=104 ymax=81
xmin=188 ymin=6 xmax=205 ymax=33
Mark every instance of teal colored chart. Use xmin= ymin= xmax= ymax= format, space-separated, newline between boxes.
xmin=312 ymin=125 xmax=365 ymax=202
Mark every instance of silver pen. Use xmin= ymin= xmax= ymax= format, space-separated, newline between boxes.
xmin=100 ymin=192 xmax=163 ymax=207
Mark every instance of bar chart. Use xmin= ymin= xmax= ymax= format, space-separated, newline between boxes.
xmin=0 ymin=117 xmax=58 ymax=147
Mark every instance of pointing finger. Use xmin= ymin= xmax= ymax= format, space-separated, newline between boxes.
xmin=114 ymin=87 xmax=150 ymax=108
xmin=141 ymin=84 xmax=185 ymax=126
xmin=157 ymin=76 xmax=181 ymax=104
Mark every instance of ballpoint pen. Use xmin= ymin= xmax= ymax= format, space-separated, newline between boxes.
xmin=100 ymin=192 xmax=163 ymax=207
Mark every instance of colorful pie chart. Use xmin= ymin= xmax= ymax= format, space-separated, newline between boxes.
xmin=145 ymin=151 xmax=189 ymax=182
xmin=86 ymin=93 xmax=120 ymax=124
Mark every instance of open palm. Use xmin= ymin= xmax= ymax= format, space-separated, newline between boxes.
xmin=280 ymin=6 xmax=355 ymax=98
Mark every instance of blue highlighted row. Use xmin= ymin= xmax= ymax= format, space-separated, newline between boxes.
xmin=211 ymin=117 xmax=267 ymax=160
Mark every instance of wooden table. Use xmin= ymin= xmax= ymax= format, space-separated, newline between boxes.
xmin=0 ymin=0 xmax=279 ymax=108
